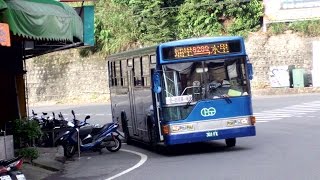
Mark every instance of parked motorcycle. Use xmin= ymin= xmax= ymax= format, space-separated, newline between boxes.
xmin=0 ymin=156 xmax=26 ymax=180
xmin=56 ymin=110 xmax=122 ymax=158
xmin=32 ymin=110 xmax=72 ymax=147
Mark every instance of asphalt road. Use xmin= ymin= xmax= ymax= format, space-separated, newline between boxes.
xmin=33 ymin=93 xmax=320 ymax=180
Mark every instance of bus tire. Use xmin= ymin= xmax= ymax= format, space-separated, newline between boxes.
xmin=147 ymin=116 xmax=158 ymax=148
xmin=121 ymin=112 xmax=132 ymax=145
xmin=225 ymin=138 xmax=236 ymax=147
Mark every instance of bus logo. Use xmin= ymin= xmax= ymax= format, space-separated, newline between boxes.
xmin=200 ymin=107 xmax=216 ymax=117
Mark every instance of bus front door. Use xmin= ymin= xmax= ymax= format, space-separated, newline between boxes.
xmin=127 ymin=67 xmax=139 ymax=136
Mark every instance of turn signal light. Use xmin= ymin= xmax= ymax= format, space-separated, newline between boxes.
xmin=250 ymin=116 xmax=256 ymax=125
xmin=162 ymin=125 xmax=170 ymax=135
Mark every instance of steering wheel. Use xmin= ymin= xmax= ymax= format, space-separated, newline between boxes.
xmin=209 ymin=82 xmax=222 ymax=92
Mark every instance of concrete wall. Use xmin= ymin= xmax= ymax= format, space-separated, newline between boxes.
xmin=25 ymin=32 xmax=320 ymax=104
xmin=0 ymin=135 xmax=14 ymax=160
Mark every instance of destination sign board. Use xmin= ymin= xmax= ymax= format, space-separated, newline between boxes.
xmin=162 ymin=41 xmax=241 ymax=60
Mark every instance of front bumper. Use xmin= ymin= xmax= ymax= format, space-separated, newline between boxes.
xmin=164 ymin=126 xmax=256 ymax=145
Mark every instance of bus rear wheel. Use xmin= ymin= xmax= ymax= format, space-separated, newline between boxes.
xmin=225 ymin=138 xmax=236 ymax=147
xmin=121 ymin=112 xmax=133 ymax=145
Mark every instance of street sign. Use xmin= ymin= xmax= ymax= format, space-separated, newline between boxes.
xmin=0 ymin=23 xmax=10 ymax=47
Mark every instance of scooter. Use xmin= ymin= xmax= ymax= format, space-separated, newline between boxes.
xmin=57 ymin=110 xmax=123 ymax=158
xmin=0 ymin=156 xmax=26 ymax=180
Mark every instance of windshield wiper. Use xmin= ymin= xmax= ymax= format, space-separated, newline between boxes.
xmin=184 ymin=97 xmax=193 ymax=109
xmin=221 ymin=95 xmax=232 ymax=104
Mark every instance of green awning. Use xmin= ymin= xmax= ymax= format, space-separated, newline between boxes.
xmin=0 ymin=0 xmax=7 ymax=11
xmin=0 ymin=0 xmax=83 ymax=42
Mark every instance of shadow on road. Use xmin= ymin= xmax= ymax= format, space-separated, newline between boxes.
xmin=128 ymin=140 xmax=251 ymax=156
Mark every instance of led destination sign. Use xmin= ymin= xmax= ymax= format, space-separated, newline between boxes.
xmin=162 ymin=41 xmax=241 ymax=60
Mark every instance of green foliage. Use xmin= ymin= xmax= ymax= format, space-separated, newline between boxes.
xmin=177 ymin=0 xmax=223 ymax=38
xmin=268 ymin=20 xmax=320 ymax=36
xmin=13 ymin=118 xmax=42 ymax=147
xmin=94 ymin=0 xmax=139 ymax=55
xmin=94 ymin=0 xmax=264 ymax=54
xmin=269 ymin=23 xmax=287 ymax=35
xmin=289 ymin=20 xmax=320 ymax=36
xmin=176 ymin=0 xmax=263 ymax=38
xmin=226 ymin=0 xmax=264 ymax=36
xmin=129 ymin=0 xmax=176 ymax=44
xmin=16 ymin=147 xmax=39 ymax=161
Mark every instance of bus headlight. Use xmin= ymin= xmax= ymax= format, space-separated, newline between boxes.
xmin=170 ymin=124 xmax=194 ymax=133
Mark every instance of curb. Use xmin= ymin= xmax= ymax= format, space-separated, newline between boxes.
xmin=31 ymin=161 xmax=61 ymax=172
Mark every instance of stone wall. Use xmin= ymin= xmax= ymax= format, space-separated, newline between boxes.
xmin=26 ymin=50 xmax=109 ymax=105
xmin=25 ymin=32 xmax=320 ymax=104
xmin=247 ymin=32 xmax=320 ymax=88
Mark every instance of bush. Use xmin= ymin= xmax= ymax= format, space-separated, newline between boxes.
xmin=12 ymin=118 xmax=42 ymax=147
xmin=269 ymin=23 xmax=287 ymax=35
xmin=16 ymin=147 xmax=39 ymax=162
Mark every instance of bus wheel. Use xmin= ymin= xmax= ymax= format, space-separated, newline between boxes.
xmin=121 ymin=113 xmax=132 ymax=145
xmin=225 ymin=138 xmax=236 ymax=147
xmin=147 ymin=117 xmax=158 ymax=148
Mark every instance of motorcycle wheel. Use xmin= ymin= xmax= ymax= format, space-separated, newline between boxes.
xmin=106 ymin=136 xmax=122 ymax=152
xmin=63 ymin=144 xmax=76 ymax=158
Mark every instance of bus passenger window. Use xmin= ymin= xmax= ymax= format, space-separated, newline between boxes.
xmin=134 ymin=57 xmax=142 ymax=87
xmin=110 ymin=61 xmax=116 ymax=87
xmin=115 ymin=61 xmax=121 ymax=86
xmin=142 ymin=56 xmax=150 ymax=87
xmin=121 ymin=60 xmax=128 ymax=87
xmin=107 ymin=61 xmax=112 ymax=87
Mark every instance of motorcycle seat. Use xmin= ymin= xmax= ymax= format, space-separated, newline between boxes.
xmin=0 ymin=156 xmax=22 ymax=166
xmin=91 ymin=123 xmax=114 ymax=136
xmin=79 ymin=125 xmax=93 ymax=139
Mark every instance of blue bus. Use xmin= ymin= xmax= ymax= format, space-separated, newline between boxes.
xmin=107 ymin=36 xmax=256 ymax=147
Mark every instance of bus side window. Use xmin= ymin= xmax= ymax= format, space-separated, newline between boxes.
xmin=107 ymin=61 xmax=112 ymax=87
xmin=121 ymin=60 xmax=128 ymax=87
xmin=109 ymin=61 xmax=116 ymax=87
xmin=142 ymin=55 xmax=150 ymax=87
xmin=150 ymin=55 xmax=156 ymax=69
xmin=115 ymin=61 xmax=121 ymax=86
xmin=134 ymin=57 xmax=142 ymax=87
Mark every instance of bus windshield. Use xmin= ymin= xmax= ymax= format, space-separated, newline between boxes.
xmin=161 ymin=57 xmax=249 ymax=106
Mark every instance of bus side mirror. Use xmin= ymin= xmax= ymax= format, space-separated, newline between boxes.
xmin=247 ymin=63 xmax=253 ymax=80
xmin=153 ymin=72 xmax=162 ymax=93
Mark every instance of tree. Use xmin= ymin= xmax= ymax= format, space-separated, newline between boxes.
xmin=129 ymin=0 xmax=176 ymax=45
xmin=94 ymin=0 xmax=140 ymax=55
xmin=92 ymin=0 xmax=263 ymax=54
xmin=176 ymin=0 xmax=263 ymax=38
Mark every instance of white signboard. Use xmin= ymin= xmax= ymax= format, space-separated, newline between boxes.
xmin=269 ymin=66 xmax=291 ymax=87
xmin=166 ymin=95 xmax=192 ymax=105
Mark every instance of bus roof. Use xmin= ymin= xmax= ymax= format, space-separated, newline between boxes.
xmin=106 ymin=45 xmax=157 ymax=61
xmin=106 ymin=36 xmax=245 ymax=62
xmin=159 ymin=36 xmax=244 ymax=47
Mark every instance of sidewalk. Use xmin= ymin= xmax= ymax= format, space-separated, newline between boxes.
xmin=21 ymin=147 xmax=65 ymax=180
xmin=20 ymin=144 xmax=141 ymax=180
xmin=252 ymin=87 xmax=320 ymax=96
